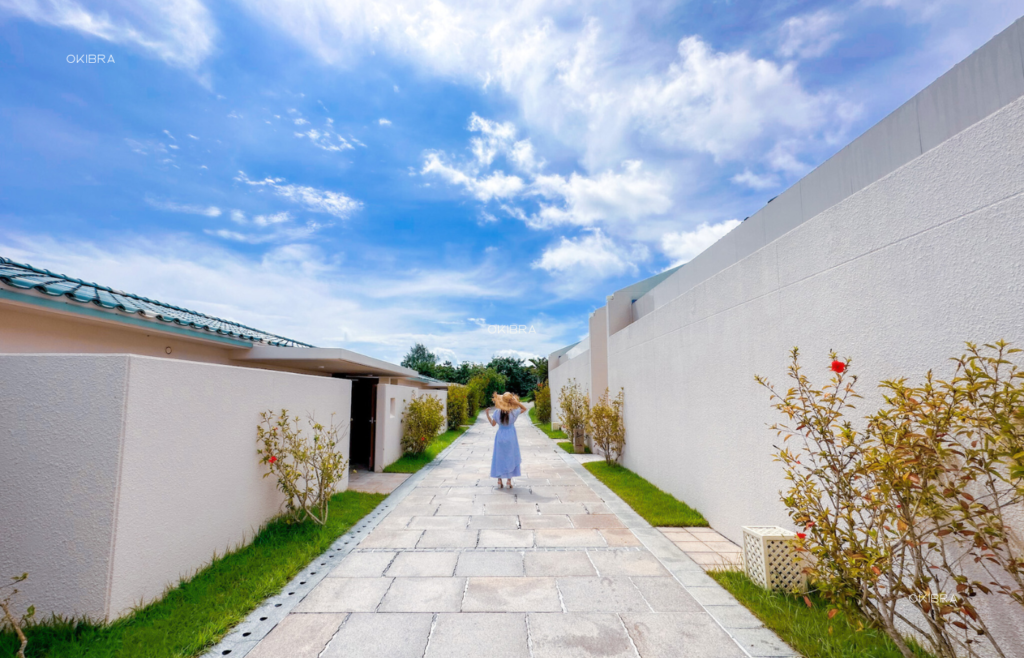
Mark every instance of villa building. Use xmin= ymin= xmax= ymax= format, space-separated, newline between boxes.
xmin=0 ymin=257 xmax=446 ymax=621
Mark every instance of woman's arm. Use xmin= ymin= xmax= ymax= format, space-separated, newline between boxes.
xmin=518 ymin=402 xmax=528 ymax=412
xmin=486 ymin=407 xmax=497 ymax=426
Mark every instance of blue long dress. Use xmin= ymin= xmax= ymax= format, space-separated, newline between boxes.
xmin=489 ymin=408 xmax=523 ymax=478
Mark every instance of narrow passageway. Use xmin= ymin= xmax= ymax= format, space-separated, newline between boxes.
xmin=242 ymin=413 xmax=793 ymax=658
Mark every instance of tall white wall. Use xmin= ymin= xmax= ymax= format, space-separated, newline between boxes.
xmin=374 ymin=385 xmax=447 ymax=471
xmin=0 ymin=354 xmax=351 ymax=621
xmin=609 ymin=82 xmax=1024 ymax=653
xmin=549 ymin=349 xmax=590 ymax=428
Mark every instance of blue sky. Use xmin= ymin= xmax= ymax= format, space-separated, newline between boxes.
xmin=0 ymin=0 xmax=1019 ymax=364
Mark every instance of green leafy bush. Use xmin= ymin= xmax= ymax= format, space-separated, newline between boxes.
xmin=467 ymin=368 xmax=507 ymax=411
xmin=534 ymin=380 xmax=551 ymax=423
xmin=589 ymin=388 xmax=625 ymax=464
xmin=256 ymin=411 xmax=348 ymax=526
xmin=401 ymin=395 xmax=445 ymax=455
xmin=446 ymin=385 xmax=469 ymax=428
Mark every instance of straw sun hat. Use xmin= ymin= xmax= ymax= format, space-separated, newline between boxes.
xmin=492 ymin=391 xmax=520 ymax=411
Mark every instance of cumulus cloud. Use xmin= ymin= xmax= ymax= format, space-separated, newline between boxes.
xmin=0 ymin=0 xmax=216 ymax=69
xmin=145 ymin=195 xmax=221 ymax=217
xmin=235 ymin=171 xmax=362 ymax=219
xmin=660 ymin=220 xmax=742 ymax=266
xmin=533 ymin=230 xmax=648 ymax=279
xmin=778 ymin=10 xmax=843 ymax=59
xmin=378 ymin=117 xmax=392 ymax=126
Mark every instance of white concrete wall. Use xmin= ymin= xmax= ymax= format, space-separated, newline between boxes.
xmin=609 ymin=81 xmax=1024 ymax=654
xmin=0 ymin=354 xmax=128 ymax=621
xmin=0 ymin=354 xmax=351 ymax=621
xmin=588 ymin=306 xmax=609 ymax=406
xmin=374 ymin=384 xmax=447 ymax=471
xmin=549 ymin=348 xmax=590 ymax=430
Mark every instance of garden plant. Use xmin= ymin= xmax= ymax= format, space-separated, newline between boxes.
xmin=534 ymin=380 xmax=551 ymax=423
xmin=756 ymin=342 xmax=1024 ymax=658
xmin=589 ymin=387 xmax=626 ymax=464
xmin=257 ymin=411 xmax=349 ymax=526
xmin=1 ymin=574 xmax=32 ymax=658
xmin=401 ymin=394 xmax=446 ymax=455
xmin=558 ymin=378 xmax=590 ymax=453
xmin=446 ymin=384 xmax=469 ymax=428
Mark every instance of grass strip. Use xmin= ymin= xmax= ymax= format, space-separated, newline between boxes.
xmin=528 ymin=406 xmax=568 ymax=440
xmin=557 ymin=441 xmax=591 ymax=454
xmin=583 ymin=461 xmax=708 ymax=527
xmin=708 ymin=570 xmax=934 ymax=658
xmin=1 ymin=491 xmax=385 ymax=658
xmin=382 ymin=425 xmax=469 ymax=473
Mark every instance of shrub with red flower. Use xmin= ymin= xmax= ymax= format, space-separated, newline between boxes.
xmin=268 ymin=455 xmax=278 ymax=464
xmin=830 ymin=360 xmax=845 ymax=373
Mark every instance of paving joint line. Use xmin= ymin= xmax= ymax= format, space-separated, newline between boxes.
xmin=549 ymin=433 xmax=798 ymax=658
xmin=199 ymin=431 xmax=471 ymax=658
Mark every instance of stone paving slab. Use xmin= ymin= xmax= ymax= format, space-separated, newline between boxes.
xmin=229 ymin=413 xmax=797 ymax=658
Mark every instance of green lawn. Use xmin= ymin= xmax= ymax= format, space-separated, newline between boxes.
xmin=557 ymin=441 xmax=591 ymax=454
xmin=383 ymin=425 xmax=469 ymax=473
xmin=528 ymin=406 xmax=568 ymax=440
xmin=709 ymin=570 xmax=934 ymax=658
xmin=1 ymin=491 xmax=385 ymax=658
xmin=583 ymin=461 xmax=707 ymax=527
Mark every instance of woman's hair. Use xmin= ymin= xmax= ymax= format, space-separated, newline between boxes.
xmin=499 ymin=409 xmax=509 ymax=425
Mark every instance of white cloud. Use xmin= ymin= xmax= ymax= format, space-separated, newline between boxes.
xmin=188 ymin=133 xmax=199 ymax=140
xmin=660 ymin=220 xmax=742 ymax=266
xmin=421 ymin=152 xmax=525 ymax=202
xmin=778 ymin=10 xmax=843 ymax=59
xmin=236 ymin=171 xmax=362 ymax=219
xmin=145 ymin=195 xmax=221 ymax=217
xmin=163 ymin=129 xmax=176 ymax=140
xmin=0 ymin=0 xmax=216 ymax=69
xmin=229 ymin=209 xmax=246 ymax=223
xmin=0 ymin=232 xmax=577 ymax=363
xmin=528 ymin=160 xmax=672 ymax=229
xmin=294 ymin=117 xmax=309 ymax=125
xmin=252 ymin=211 xmax=292 ymax=227
xmin=294 ymin=126 xmax=354 ymax=152
xmin=731 ymin=169 xmax=779 ymax=190
xmin=533 ymin=230 xmax=648 ymax=280
xmin=378 ymin=118 xmax=392 ymax=126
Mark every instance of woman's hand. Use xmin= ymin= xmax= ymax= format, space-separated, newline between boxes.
xmin=486 ymin=407 xmax=497 ymax=426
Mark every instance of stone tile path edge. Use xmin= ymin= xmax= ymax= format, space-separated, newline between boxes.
xmin=200 ymin=434 xmax=470 ymax=658
xmin=553 ymin=450 xmax=797 ymax=658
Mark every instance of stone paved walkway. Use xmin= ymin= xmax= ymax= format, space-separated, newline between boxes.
xmin=223 ymin=415 xmax=796 ymax=658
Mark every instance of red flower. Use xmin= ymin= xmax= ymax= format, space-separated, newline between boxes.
xmin=805 ymin=522 xmax=815 ymax=528
xmin=268 ymin=455 xmax=278 ymax=464
xmin=830 ymin=360 xmax=845 ymax=373
xmin=797 ymin=532 xmax=807 ymax=539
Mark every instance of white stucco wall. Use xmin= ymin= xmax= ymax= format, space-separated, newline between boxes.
xmin=608 ymin=85 xmax=1024 ymax=653
xmin=0 ymin=354 xmax=128 ymax=621
xmin=374 ymin=384 xmax=447 ymax=471
xmin=0 ymin=354 xmax=351 ymax=621
xmin=549 ymin=348 xmax=591 ymax=430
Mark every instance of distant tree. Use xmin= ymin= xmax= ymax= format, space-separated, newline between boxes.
xmin=467 ymin=368 xmax=508 ymax=410
xmin=528 ymin=357 xmax=548 ymax=389
xmin=401 ymin=343 xmax=437 ymax=377
xmin=487 ymin=356 xmax=532 ymax=396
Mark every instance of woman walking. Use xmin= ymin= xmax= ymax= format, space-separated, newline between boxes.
xmin=487 ymin=392 xmax=526 ymax=489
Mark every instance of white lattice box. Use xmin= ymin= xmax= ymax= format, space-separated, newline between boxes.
xmin=741 ymin=526 xmax=807 ymax=593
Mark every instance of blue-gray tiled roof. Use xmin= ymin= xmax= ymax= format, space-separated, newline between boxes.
xmin=0 ymin=257 xmax=313 ymax=347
